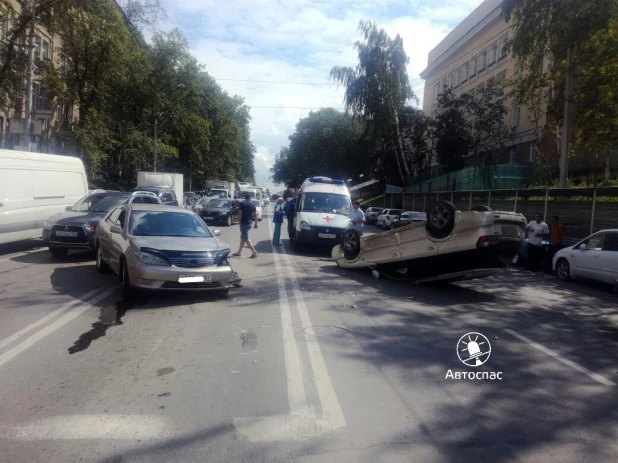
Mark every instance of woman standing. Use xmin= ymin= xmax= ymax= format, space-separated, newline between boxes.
xmin=272 ymin=197 xmax=285 ymax=246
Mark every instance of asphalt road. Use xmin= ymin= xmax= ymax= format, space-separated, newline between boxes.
xmin=0 ymin=207 xmax=617 ymax=463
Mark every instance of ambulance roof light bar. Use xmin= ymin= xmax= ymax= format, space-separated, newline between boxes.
xmin=307 ymin=177 xmax=345 ymax=185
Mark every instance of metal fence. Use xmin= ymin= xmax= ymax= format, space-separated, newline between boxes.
xmin=399 ymin=187 xmax=618 ymax=240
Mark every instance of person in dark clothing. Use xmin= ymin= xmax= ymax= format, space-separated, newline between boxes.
xmin=285 ymin=192 xmax=297 ymax=239
xmin=232 ymin=194 xmax=258 ymax=258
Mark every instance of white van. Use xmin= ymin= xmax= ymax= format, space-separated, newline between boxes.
xmin=0 ymin=150 xmax=88 ymax=244
xmin=291 ymin=177 xmax=351 ymax=250
xmin=238 ymin=188 xmax=262 ymax=202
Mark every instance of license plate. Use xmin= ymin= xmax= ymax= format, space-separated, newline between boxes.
xmin=178 ymin=275 xmax=211 ymax=283
xmin=502 ymin=226 xmax=518 ymax=237
xmin=55 ymin=231 xmax=78 ymax=237
xmin=318 ymin=233 xmax=337 ymax=239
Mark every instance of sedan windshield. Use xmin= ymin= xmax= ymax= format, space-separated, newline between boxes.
xmin=251 ymin=200 xmax=261 ymax=208
xmin=129 ymin=211 xmax=213 ymax=238
xmin=301 ymin=193 xmax=350 ymax=213
xmin=207 ymin=200 xmax=231 ymax=208
xmin=198 ymin=197 xmax=213 ymax=205
xmin=72 ymin=194 xmax=131 ymax=213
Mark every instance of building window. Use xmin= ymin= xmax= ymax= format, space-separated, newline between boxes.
xmin=476 ymin=83 xmax=485 ymax=102
xmin=488 ymin=42 xmax=497 ymax=65
xmin=511 ymin=104 xmax=520 ymax=128
xmin=42 ymin=40 xmax=49 ymax=61
xmin=469 ymin=56 xmax=477 ymax=78
xmin=0 ymin=8 xmax=8 ymax=41
xmin=497 ymin=71 xmax=507 ymax=99
xmin=514 ymin=62 xmax=523 ymax=77
xmin=34 ymin=35 xmax=41 ymax=59
xmin=432 ymin=110 xmax=438 ymax=120
xmin=448 ymin=72 xmax=454 ymax=89
xmin=462 ymin=62 xmax=469 ymax=83
xmin=454 ymin=68 xmax=461 ymax=88
xmin=434 ymin=82 xmax=441 ymax=103
xmin=441 ymin=77 xmax=447 ymax=93
xmin=499 ymin=35 xmax=508 ymax=59
xmin=509 ymin=147 xmax=516 ymax=164
xmin=529 ymin=143 xmax=536 ymax=162
xmin=479 ymin=50 xmax=487 ymax=72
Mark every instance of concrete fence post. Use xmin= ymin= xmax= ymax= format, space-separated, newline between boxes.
xmin=450 ymin=192 xmax=454 ymax=203
xmin=514 ymin=191 xmax=518 ymax=212
xmin=412 ymin=194 xmax=415 ymax=210
xmin=590 ymin=188 xmax=597 ymax=235
xmin=488 ymin=191 xmax=491 ymax=208
xmin=469 ymin=191 xmax=473 ymax=210
xmin=543 ymin=189 xmax=549 ymax=221
xmin=423 ymin=193 xmax=427 ymax=211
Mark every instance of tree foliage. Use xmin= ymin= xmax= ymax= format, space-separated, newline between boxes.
xmin=331 ymin=20 xmax=416 ymax=186
xmin=434 ymin=89 xmax=472 ymax=172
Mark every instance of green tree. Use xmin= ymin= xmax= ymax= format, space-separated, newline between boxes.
xmin=400 ymin=106 xmax=433 ymax=175
xmin=271 ymin=108 xmax=364 ymax=187
xmin=434 ymin=89 xmax=472 ymax=172
xmin=470 ymin=79 xmax=509 ymax=166
xmin=330 ymin=20 xmax=415 ymax=186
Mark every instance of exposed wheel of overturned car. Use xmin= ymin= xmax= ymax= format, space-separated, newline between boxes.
xmin=425 ymin=200 xmax=456 ymax=239
xmin=342 ymin=228 xmax=361 ymax=259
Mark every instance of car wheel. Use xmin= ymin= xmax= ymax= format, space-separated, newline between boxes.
xmin=292 ymin=233 xmax=301 ymax=252
xmin=120 ymin=259 xmax=135 ymax=298
xmin=426 ymin=200 xmax=456 ymax=239
xmin=49 ymin=246 xmax=68 ymax=257
xmin=96 ymin=244 xmax=110 ymax=273
xmin=556 ymin=258 xmax=572 ymax=281
xmin=342 ymin=229 xmax=361 ymax=260
xmin=226 ymin=214 xmax=232 ymax=226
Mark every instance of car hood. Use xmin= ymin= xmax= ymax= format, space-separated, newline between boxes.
xmin=47 ymin=211 xmax=107 ymax=226
xmin=302 ymin=212 xmax=349 ymax=228
xmin=201 ymin=207 xmax=229 ymax=212
xmin=130 ymin=236 xmax=229 ymax=252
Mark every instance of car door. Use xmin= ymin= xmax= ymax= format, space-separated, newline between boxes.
xmin=599 ymin=232 xmax=618 ymax=284
xmin=231 ymin=201 xmax=240 ymax=222
xmin=572 ymin=232 xmax=606 ymax=279
xmin=108 ymin=207 xmax=127 ymax=272
xmin=99 ymin=207 xmax=122 ymax=262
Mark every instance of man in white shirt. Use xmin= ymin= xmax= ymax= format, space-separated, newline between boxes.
xmin=348 ymin=200 xmax=366 ymax=233
xmin=526 ymin=214 xmax=549 ymax=271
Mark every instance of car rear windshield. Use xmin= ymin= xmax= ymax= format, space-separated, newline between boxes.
xmin=390 ymin=210 xmax=402 ymax=215
xmin=207 ymin=200 xmax=230 ymax=208
xmin=410 ymin=212 xmax=427 ymax=219
xmin=301 ymin=193 xmax=350 ymax=213
xmin=129 ymin=211 xmax=213 ymax=238
xmin=72 ymin=194 xmax=131 ymax=213
xmin=251 ymin=200 xmax=261 ymax=207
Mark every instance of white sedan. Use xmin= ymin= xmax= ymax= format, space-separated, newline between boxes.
xmin=553 ymin=229 xmax=618 ymax=285
xmin=251 ymin=200 xmax=263 ymax=221
xmin=376 ymin=209 xmax=402 ymax=229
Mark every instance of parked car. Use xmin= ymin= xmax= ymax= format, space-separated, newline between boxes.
xmin=392 ymin=211 xmax=427 ymax=229
xmin=332 ymin=202 xmax=527 ymax=283
xmin=376 ymin=209 xmax=402 ymax=229
xmin=197 ymin=199 xmax=240 ymax=226
xmin=192 ymin=196 xmax=213 ymax=212
xmin=553 ymin=230 xmax=618 ymax=285
xmin=42 ymin=191 xmax=161 ymax=257
xmin=512 ymin=237 xmax=550 ymax=265
xmin=95 ymin=204 xmax=235 ymax=295
xmin=365 ymin=207 xmax=383 ymax=225
xmin=251 ymin=200 xmax=264 ymax=221
xmin=129 ymin=186 xmax=179 ymax=206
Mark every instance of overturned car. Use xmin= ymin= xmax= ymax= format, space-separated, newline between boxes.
xmin=332 ymin=201 xmax=526 ymax=283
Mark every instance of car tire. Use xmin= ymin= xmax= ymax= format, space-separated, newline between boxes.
xmin=120 ymin=259 xmax=135 ymax=298
xmin=292 ymin=234 xmax=301 ymax=252
xmin=426 ymin=200 xmax=456 ymax=239
xmin=342 ymin=229 xmax=361 ymax=260
xmin=226 ymin=214 xmax=232 ymax=227
xmin=49 ymin=246 xmax=68 ymax=257
xmin=96 ymin=244 xmax=110 ymax=273
xmin=556 ymin=258 xmax=572 ymax=281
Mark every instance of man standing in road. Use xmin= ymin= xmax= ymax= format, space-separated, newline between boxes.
xmin=232 ymin=193 xmax=258 ymax=258
xmin=547 ymin=215 xmax=565 ymax=274
xmin=348 ymin=200 xmax=365 ymax=234
xmin=285 ymin=188 xmax=297 ymax=239
xmin=526 ymin=213 xmax=549 ymax=272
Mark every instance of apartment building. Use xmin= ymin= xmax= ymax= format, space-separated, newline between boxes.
xmin=0 ymin=0 xmax=74 ymax=153
xmin=420 ymin=0 xmax=541 ymax=171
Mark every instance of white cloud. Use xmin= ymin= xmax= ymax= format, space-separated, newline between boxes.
xmin=157 ymin=0 xmax=484 ymax=189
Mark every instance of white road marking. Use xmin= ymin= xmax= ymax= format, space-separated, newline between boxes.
xmin=0 ymin=288 xmax=103 ymax=351
xmin=0 ymin=288 xmax=115 ymax=369
xmin=0 ymin=415 xmax=172 ymax=440
xmin=504 ymin=329 xmax=616 ymax=386
xmin=234 ymin=219 xmax=345 ymax=442
xmin=279 ymin=249 xmax=347 ymax=430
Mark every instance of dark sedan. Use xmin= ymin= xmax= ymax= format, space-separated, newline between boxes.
xmin=42 ymin=191 xmax=160 ymax=256
xmin=196 ymin=199 xmax=240 ymax=226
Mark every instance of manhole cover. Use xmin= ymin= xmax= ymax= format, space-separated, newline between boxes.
xmin=304 ymin=326 xmax=353 ymax=339
xmin=524 ymin=308 xmax=568 ymax=318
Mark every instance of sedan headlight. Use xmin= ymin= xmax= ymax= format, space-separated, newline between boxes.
xmin=43 ymin=221 xmax=51 ymax=229
xmin=135 ymin=250 xmax=170 ymax=266
xmin=300 ymin=221 xmax=311 ymax=231
xmin=216 ymin=251 xmax=230 ymax=266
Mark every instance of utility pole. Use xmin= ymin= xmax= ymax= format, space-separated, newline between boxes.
xmin=559 ymin=45 xmax=572 ymax=189
xmin=153 ymin=117 xmax=157 ymax=172
xmin=24 ymin=0 xmax=36 ymax=151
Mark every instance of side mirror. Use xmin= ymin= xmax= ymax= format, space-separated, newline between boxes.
xmin=213 ymin=230 xmax=221 ymax=237
xmin=110 ymin=225 xmax=122 ymax=234
xmin=580 ymin=243 xmax=587 ymax=251
xmin=65 ymin=206 xmax=73 ymax=211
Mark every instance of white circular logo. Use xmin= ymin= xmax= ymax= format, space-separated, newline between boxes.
xmin=457 ymin=332 xmax=491 ymax=367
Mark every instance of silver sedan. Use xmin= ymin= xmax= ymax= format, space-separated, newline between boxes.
xmin=95 ymin=204 xmax=235 ymax=295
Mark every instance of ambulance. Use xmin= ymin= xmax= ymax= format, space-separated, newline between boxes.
xmin=291 ymin=177 xmax=352 ymax=251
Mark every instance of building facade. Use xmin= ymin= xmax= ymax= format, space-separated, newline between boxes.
xmin=420 ymin=0 xmax=542 ymax=173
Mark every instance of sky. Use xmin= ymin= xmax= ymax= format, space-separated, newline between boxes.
xmin=155 ymin=0 xmax=485 ymax=191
